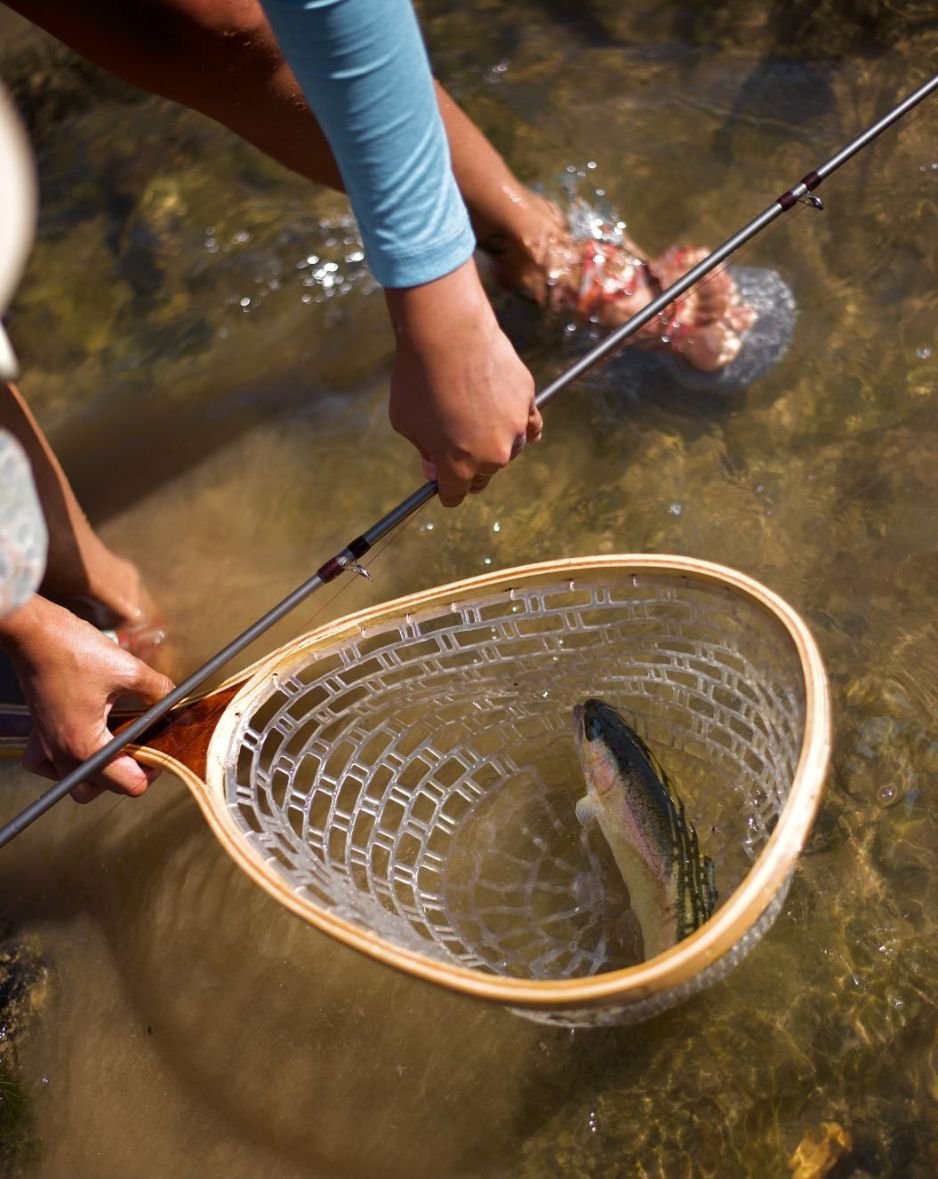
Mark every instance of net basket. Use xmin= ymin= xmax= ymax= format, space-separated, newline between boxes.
xmin=191 ymin=555 xmax=830 ymax=1027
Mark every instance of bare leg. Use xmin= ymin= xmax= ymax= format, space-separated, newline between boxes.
xmin=0 ymin=382 xmax=147 ymax=628
xmin=8 ymin=0 xmax=753 ymax=367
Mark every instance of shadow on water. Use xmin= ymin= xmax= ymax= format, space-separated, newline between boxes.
xmin=52 ymin=368 xmax=349 ymax=523
xmin=0 ymin=781 xmax=622 ymax=1178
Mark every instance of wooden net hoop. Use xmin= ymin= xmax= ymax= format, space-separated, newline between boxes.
xmin=159 ymin=555 xmax=829 ymax=1027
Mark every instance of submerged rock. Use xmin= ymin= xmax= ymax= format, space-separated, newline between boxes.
xmin=788 ymin=1121 xmax=853 ymax=1179
xmin=0 ymin=929 xmax=47 ymax=1176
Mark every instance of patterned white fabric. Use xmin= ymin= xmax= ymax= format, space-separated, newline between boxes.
xmin=0 ymin=430 xmax=47 ymax=616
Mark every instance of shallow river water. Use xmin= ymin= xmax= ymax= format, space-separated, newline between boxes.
xmin=1 ymin=2 xmax=937 ymax=1176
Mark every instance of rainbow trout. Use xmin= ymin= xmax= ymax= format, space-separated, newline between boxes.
xmin=573 ymin=698 xmax=717 ymax=959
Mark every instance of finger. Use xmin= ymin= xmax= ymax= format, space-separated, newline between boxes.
xmin=25 ymin=735 xmax=154 ymax=801
xmin=71 ymin=762 xmax=162 ymax=805
xmin=527 ymin=403 xmax=544 ymax=443
xmin=125 ymin=663 xmax=175 ymax=707
xmin=437 ymin=484 xmax=468 ymax=508
xmin=42 ymin=710 xmax=163 ymax=801
xmin=21 ymin=745 xmax=58 ymax=782
xmin=420 ymin=458 xmax=437 ymax=482
xmin=26 ymin=720 xmax=158 ymax=799
xmin=69 ymin=752 xmax=158 ymax=804
xmin=469 ymin=474 xmax=492 ymax=495
xmin=434 ymin=465 xmax=471 ymax=508
xmin=70 ymin=779 xmax=106 ymax=805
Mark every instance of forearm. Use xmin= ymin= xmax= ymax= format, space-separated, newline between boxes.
xmin=0 ymin=592 xmax=56 ymax=659
xmin=6 ymin=0 xmax=345 ymax=189
xmin=9 ymin=0 xmax=543 ymax=506
xmin=1 ymin=382 xmax=84 ymax=556
xmin=1 ymin=382 xmax=107 ymax=608
xmin=8 ymin=1 xmax=531 ymax=252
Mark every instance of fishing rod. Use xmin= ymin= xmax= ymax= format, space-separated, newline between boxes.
xmin=0 ymin=70 xmax=935 ymax=847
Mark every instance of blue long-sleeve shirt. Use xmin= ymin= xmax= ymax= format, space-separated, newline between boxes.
xmin=259 ymin=0 xmax=476 ymax=288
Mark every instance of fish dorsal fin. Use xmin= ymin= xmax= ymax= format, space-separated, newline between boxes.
xmin=625 ymin=723 xmax=672 ymax=790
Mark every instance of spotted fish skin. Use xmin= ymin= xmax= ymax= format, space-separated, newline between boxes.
xmin=573 ymin=698 xmax=717 ymax=959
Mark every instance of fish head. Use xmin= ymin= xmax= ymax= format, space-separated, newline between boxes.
xmin=572 ymin=698 xmax=675 ymax=833
xmin=572 ymin=698 xmax=626 ymax=798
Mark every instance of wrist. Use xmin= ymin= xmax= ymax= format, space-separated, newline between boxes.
xmin=384 ymin=257 xmax=494 ymax=344
xmin=0 ymin=593 xmax=51 ymax=659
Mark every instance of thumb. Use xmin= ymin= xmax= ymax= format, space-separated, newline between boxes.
xmin=70 ymin=750 xmax=161 ymax=804
xmin=76 ymin=670 xmax=170 ymax=801
xmin=123 ymin=662 xmax=176 ymax=707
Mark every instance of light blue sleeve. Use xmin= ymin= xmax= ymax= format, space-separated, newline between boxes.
xmin=259 ymin=0 xmax=476 ymax=289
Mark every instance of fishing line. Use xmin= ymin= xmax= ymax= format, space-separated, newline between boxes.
xmin=0 ymin=71 xmax=934 ymax=848
xmin=288 ymin=497 xmax=430 ymax=638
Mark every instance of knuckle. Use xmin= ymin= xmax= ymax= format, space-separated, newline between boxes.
xmin=493 ymin=446 xmax=513 ymax=469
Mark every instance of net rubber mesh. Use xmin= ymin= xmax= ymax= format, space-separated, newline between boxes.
xmin=208 ymin=559 xmax=827 ymax=1027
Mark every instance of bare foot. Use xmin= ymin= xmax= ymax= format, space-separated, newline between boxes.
xmin=480 ymin=196 xmax=757 ymax=373
xmin=646 ymin=246 xmax=757 ymax=372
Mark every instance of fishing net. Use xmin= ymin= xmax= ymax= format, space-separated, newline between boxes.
xmin=185 ymin=555 xmax=829 ymax=1027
